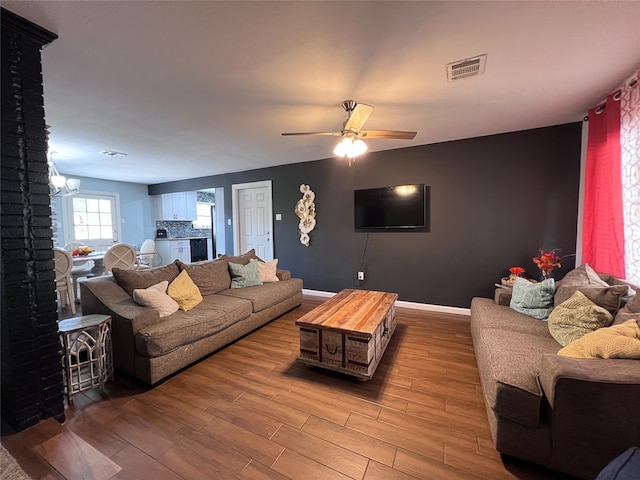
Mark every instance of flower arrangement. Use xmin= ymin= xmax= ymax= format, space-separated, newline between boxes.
xmin=501 ymin=266 xmax=526 ymax=286
xmin=509 ymin=266 xmax=525 ymax=277
xmin=295 ymin=184 xmax=316 ymax=246
xmin=533 ymin=249 xmax=562 ymax=279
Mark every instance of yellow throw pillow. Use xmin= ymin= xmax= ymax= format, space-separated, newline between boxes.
xmin=557 ymin=319 xmax=640 ymax=359
xmin=167 ymin=269 xmax=203 ymax=311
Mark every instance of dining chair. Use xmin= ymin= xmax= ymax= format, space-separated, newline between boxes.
xmin=64 ymin=242 xmax=94 ymax=300
xmin=135 ymin=239 xmax=156 ymax=270
xmin=103 ymin=243 xmax=137 ymax=274
xmin=54 ymin=247 xmax=76 ymax=314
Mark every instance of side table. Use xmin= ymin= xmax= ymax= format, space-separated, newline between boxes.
xmin=58 ymin=314 xmax=113 ymax=402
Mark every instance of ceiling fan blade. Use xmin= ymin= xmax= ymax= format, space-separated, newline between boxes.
xmin=360 ymin=130 xmax=417 ymax=140
xmin=281 ymin=132 xmax=342 ymax=136
xmin=343 ymin=103 xmax=374 ymax=133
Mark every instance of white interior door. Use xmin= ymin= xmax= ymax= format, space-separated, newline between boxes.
xmin=232 ymin=181 xmax=273 ymax=261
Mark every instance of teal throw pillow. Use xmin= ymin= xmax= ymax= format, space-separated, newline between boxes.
xmin=510 ymin=277 xmax=555 ymax=320
xmin=229 ymin=259 xmax=263 ymax=289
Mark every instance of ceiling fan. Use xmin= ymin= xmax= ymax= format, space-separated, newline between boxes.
xmin=282 ymin=100 xmax=417 ymax=164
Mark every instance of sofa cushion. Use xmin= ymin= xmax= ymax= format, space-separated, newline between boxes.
xmin=557 ymin=319 xmax=640 ymax=359
xmin=168 ymin=270 xmax=203 ymax=311
xmin=258 ymin=259 xmax=279 ymax=282
xmin=113 ymin=262 xmax=180 ymax=296
xmin=555 ymin=284 xmax=630 ymax=314
xmin=510 ymin=277 xmax=555 ymax=320
xmin=219 ymin=249 xmax=260 ymax=266
xmin=135 ymin=294 xmax=253 ymax=357
xmin=556 ymin=263 xmax=609 ymax=290
xmin=474 ymin=326 xmax=561 ymax=426
xmin=229 ymin=259 xmax=263 ymax=288
xmin=132 ymin=281 xmax=179 ymax=317
xmin=614 ymin=292 xmax=640 ymax=324
xmin=548 ymin=291 xmax=614 ymax=346
xmin=472 ymin=297 xmax=551 ymax=337
xmin=218 ymin=278 xmax=303 ymax=313
xmin=176 ymin=258 xmax=231 ymax=295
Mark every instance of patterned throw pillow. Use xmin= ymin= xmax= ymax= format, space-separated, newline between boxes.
xmin=229 ymin=259 xmax=263 ymax=288
xmin=167 ymin=269 xmax=203 ymax=311
xmin=548 ymin=290 xmax=614 ymax=346
xmin=557 ymin=319 xmax=640 ymax=359
xmin=510 ymin=277 xmax=555 ymax=320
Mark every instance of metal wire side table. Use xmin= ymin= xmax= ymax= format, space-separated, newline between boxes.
xmin=58 ymin=314 xmax=113 ymax=401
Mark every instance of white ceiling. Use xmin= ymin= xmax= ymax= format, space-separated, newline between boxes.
xmin=3 ymin=1 xmax=640 ymax=185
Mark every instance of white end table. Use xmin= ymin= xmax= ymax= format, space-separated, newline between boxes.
xmin=58 ymin=314 xmax=113 ymax=402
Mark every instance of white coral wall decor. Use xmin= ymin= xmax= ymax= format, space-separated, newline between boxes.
xmin=295 ymin=184 xmax=316 ymax=246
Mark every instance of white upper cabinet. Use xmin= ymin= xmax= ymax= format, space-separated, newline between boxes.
xmin=156 ymin=192 xmax=197 ymax=221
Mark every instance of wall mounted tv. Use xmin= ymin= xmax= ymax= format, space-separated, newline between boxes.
xmin=354 ymin=184 xmax=429 ymax=231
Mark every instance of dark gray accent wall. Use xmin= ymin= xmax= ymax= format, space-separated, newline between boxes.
xmin=150 ymin=123 xmax=582 ymax=308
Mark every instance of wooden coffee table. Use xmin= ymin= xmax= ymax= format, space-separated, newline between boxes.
xmin=295 ymin=289 xmax=398 ymax=380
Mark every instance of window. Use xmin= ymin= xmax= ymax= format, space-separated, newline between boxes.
xmin=193 ymin=202 xmax=213 ymax=229
xmin=63 ymin=192 xmax=120 ymax=251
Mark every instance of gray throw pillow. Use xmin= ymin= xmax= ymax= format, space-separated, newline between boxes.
xmin=510 ymin=277 xmax=555 ymax=320
xmin=228 ymin=259 xmax=263 ymax=288
xmin=554 ymin=284 xmax=630 ymax=313
xmin=112 ymin=262 xmax=180 ymax=296
xmin=176 ymin=258 xmax=231 ymax=295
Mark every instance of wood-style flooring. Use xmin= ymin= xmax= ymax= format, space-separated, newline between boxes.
xmin=1 ymin=295 xmax=573 ymax=479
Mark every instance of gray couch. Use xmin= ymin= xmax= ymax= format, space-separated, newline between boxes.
xmin=80 ymin=251 xmax=302 ymax=385
xmin=470 ymin=271 xmax=640 ymax=479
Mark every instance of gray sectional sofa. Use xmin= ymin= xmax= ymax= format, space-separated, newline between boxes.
xmin=470 ymin=268 xmax=640 ymax=479
xmin=80 ymin=251 xmax=302 ymax=385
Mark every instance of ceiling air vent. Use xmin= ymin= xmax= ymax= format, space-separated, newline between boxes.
xmin=446 ymin=54 xmax=487 ymax=82
xmin=98 ymin=150 xmax=127 ymax=158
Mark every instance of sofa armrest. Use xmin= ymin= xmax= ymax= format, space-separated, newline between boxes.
xmin=494 ymin=288 xmax=512 ymax=306
xmin=537 ymin=354 xmax=640 ymax=477
xmin=80 ymin=277 xmax=160 ymax=333
xmin=539 ymin=354 xmax=640 ymax=407
xmin=276 ymin=269 xmax=291 ymax=281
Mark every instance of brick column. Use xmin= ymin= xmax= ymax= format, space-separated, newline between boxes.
xmin=1 ymin=8 xmax=63 ymax=431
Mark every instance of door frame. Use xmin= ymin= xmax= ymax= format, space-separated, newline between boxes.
xmin=231 ymin=180 xmax=273 ymax=258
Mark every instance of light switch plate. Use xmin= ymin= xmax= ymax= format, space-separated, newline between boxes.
xmin=275 ymin=213 xmax=282 ymax=221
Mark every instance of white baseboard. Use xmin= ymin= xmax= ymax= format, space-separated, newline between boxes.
xmin=302 ymin=289 xmax=470 ymax=316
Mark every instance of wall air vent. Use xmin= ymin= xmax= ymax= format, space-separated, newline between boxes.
xmin=98 ymin=150 xmax=127 ymax=157
xmin=446 ymin=54 xmax=487 ymax=82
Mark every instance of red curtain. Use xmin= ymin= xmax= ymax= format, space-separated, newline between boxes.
xmin=582 ymin=93 xmax=625 ymax=277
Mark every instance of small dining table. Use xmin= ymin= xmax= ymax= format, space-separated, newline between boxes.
xmin=72 ymin=251 xmax=107 ymax=277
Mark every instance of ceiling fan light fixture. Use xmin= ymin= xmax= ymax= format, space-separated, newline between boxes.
xmin=333 ymin=137 xmax=367 ymax=159
xmin=351 ymin=138 xmax=368 ymax=157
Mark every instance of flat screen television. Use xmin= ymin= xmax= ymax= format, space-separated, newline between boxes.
xmin=354 ymin=184 xmax=429 ymax=231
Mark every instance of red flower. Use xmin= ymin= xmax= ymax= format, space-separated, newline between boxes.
xmin=509 ymin=266 xmax=525 ymax=277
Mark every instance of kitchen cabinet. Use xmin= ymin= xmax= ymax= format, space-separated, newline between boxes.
xmin=156 ymin=239 xmax=191 ymax=264
xmin=156 ymin=192 xmax=197 ymax=221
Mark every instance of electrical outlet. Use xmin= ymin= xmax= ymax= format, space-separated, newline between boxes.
xmin=357 ymin=271 xmax=365 ymax=281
